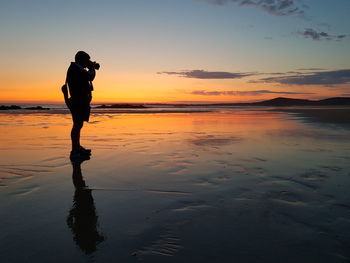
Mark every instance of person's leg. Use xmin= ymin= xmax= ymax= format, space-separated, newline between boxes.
xmin=71 ymin=120 xmax=84 ymax=152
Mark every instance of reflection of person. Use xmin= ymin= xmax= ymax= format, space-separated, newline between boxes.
xmin=64 ymin=51 xmax=99 ymax=159
xmin=66 ymin=157 xmax=105 ymax=254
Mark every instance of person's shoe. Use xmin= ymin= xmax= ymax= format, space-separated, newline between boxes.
xmin=79 ymin=146 xmax=92 ymax=154
xmin=70 ymin=150 xmax=91 ymax=162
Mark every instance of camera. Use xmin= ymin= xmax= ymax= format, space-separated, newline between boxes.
xmin=89 ymin=61 xmax=100 ymax=70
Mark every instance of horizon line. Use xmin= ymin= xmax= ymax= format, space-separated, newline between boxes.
xmin=1 ymin=96 xmax=349 ymax=105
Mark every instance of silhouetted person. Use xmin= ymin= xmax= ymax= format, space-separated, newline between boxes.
xmin=62 ymin=51 xmax=100 ymax=159
xmin=67 ymin=157 xmax=105 ymax=254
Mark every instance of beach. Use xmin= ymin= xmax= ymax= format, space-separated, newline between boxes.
xmin=1 ymin=107 xmax=350 ymax=262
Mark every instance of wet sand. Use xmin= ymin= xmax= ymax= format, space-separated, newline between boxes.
xmin=0 ymin=109 xmax=350 ymax=262
xmin=269 ymin=106 xmax=350 ymax=126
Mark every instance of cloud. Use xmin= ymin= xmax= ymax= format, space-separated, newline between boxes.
xmin=160 ymin=69 xmax=350 ymax=87
xmin=158 ymin=70 xmax=255 ymax=79
xmin=298 ymin=28 xmax=347 ymax=41
xmin=191 ymin=89 xmax=313 ymax=96
xmin=200 ymin=0 xmax=306 ymax=16
xmin=258 ymin=69 xmax=350 ymax=86
xmin=297 ymin=68 xmax=325 ymax=71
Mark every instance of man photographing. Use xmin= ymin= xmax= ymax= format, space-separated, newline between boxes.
xmin=63 ymin=51 xmax=100 ymax=159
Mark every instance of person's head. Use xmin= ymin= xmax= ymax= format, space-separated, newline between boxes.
xmin=75 ymin=51 xmax=90 ymax=68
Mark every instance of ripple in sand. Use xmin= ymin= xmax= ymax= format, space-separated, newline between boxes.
xmin=263 ymin=190 xmax=306 ymax=206
xmin=12 ymin=185 xmax=40 ymax=196
xmin=146 ymin=189 xmax=192 ymax=195
xmin=212 ymin=175 xmax=233 ymax=182
xmin=299 ymin=169 xmax=329 ymax=181
xmin=39 ymin=156 xmax=66 ymax=162
xmin=193 ymin=181 xmax=217 ymax=187
xmin=132 ymin=234 xmax=183 ymax=259
xmin=319 ymin=165 xmax=343 ymax=172
xmin=0 ymin=170 xmax=34 ymax=186
xmin=188 ymin=134 xmax=242 ymax=147
xmin=172 ymin=204 xmax=212 ymax=212
xmin=237 ymin=157 xmax=267 ymax=163
xmin=1 ymin=166 xmax=51 ymax=173
xmin=89 ymin=187 xmax=192 ymax=195
xmin=270 ymin=175 xmax=319 ymax=190
xmin=0 ymin=164 xmax=58 ymax=187
xmin=168 ymin=168 xmax=189 ymax=175
xmin=148 ymin=158 xmax=193 ymax=175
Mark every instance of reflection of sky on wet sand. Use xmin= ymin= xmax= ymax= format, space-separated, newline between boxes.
xmin=0 ymin=110 xmax=350 ymax=262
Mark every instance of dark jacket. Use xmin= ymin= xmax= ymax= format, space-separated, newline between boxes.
xmin=67 ymin=62 xmax=94 ymax=102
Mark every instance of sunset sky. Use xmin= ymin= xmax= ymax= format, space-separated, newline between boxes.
xmin=1 ymin=0 xmax=350 ymax=103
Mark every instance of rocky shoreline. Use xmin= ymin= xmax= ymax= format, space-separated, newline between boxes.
xmin=0 ymin=105 xmax=50 ymax=110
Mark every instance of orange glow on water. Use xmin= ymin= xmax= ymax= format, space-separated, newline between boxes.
xmin=0 ymin=110 xmax=297 ymax=163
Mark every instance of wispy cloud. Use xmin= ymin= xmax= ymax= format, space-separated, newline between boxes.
xmin=298 ymin=28 xmax=347 ymax=41
xmin=199 ymin=0 xmax=306 ymax=16
xmin=191 ymin=89 xmax=313 ymax=96
xmin=297 ymin=68 xmax=325 ymax=71
xmin=160 ymin=68 xmax=350 ymax=87
xmin=258 ymin=69 xmax=350 ymax=86
xmin=158 ymin=70 xmax=255 ymax=79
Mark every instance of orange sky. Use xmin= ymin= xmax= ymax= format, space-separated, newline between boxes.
xmin=0 ymin=71 xmax=345 ymax=104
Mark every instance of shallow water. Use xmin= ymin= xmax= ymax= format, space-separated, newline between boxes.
xmin=0 ymin=110 xmax=349 ymax=262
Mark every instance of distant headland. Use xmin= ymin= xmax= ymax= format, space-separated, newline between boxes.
xmin=197 ymin=97 xmax=350 ymax=107
xmin=150 ymin=97 xmax=350 ymax=107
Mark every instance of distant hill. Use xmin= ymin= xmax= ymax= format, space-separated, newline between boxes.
xmin=180 ymin=97 xmax=350 ymax=107
xmin=251 ymin=97 xmax=350 ymax=106
xmin=252 ymin=97 xmax=312 ymax=106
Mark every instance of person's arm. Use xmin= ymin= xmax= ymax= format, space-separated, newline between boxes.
xmin=86 ymin=66 xmax=96 ymax=81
